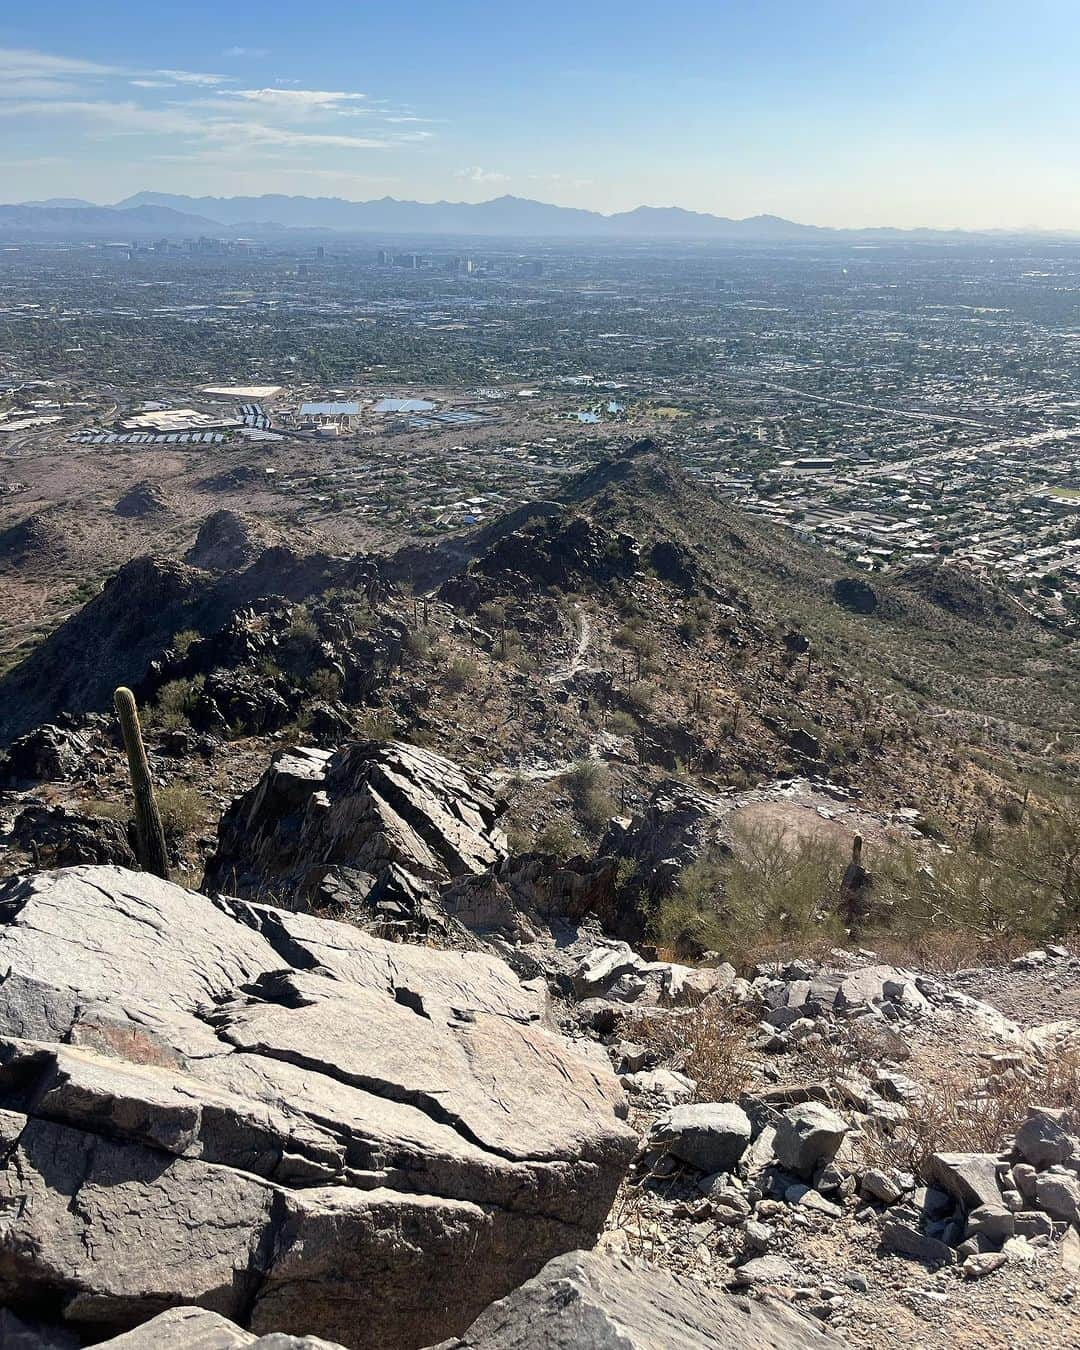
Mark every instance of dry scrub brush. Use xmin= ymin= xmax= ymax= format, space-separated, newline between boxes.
xmin=625 ymin=999 xmax=757 ymax=1102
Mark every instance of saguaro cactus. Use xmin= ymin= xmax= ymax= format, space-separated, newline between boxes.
xmin=114 ymin=686 xmax=169 ymax=880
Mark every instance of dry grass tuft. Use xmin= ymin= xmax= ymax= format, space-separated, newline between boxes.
xmin=624 ymin=998 xmax=757 ymax=1102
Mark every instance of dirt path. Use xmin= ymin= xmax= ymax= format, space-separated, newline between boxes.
xmin=546 ymin=605 xmax=592 ymax=685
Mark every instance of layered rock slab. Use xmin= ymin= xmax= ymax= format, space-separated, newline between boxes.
xmin=203 ymin=740 xmax=508 ymax=905
xmin=0 ymin=866 xmax=634 ymax=1348
xmin=430 ymin=1248 xmax=847 ymax=1349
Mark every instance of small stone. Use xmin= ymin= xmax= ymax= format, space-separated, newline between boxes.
xmin=1002 ymin=1236 xmax=1038 ymax=1266
xmin=1001 ymin=1188 xmax=1023 ymax=1212
xmin=772 ymin=1103 xmax=849 ymax=1178
xmin=621 ymin=1069 xmax=696 ymax=1103
xmin=1015 ymin=1111 xmax=1073 ymax=1169
xmin=755 ymin=1199 xmax=782 ymax=1220
xmin=881 ymin=1219 xmax=957 ymax=1267
xmin=742 ymin=1220 xmax=774 ymax=1251
xmin=842 ymin=1272 xmax=869 ymax=1293
xmin=728 ymin=1254 xmax=800 ymax=1288
xmin=1035 ymin=1172 xmax=1080 ymax=1225
xmin=965 ymin=1204 xmax=1015 ymax=1242
xmin=649 ymin=1102 xmax=752 ymax=1174
xmin=962 ymin=1251 xmax=1009 ymax=1280
xmin=861 ymin=1169 xmax=903 ymax=1205
xmin=1014 ymin=1211 xmax=1054 ymax=1240
xmin=615 ymin=1041 xmax=650 ymax=1073
xmin=799 ymin=1191 xmax=843 ymax=1219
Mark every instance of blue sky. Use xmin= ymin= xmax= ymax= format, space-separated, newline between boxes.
xmin=2 ymin=1 xmax=1078 ymax=227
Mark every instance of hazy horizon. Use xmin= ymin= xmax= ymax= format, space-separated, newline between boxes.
xmin=2 ymin=1 xmax=1080 ymax=231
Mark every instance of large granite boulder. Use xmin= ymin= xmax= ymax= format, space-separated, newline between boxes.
xmin=430 ymin=1248 xmax=846 ymax=1348
xmin=0 ymin=866 xmax=634 ymax=1348
xmin=204 ymin=740 xmax=508 ymax=906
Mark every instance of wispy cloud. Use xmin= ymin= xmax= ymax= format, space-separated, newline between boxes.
xmin=456 ymin=166 xmax=509 ymax=184
xmin=223 ymin=47 xmax=270 ymax=59
xmin=0 ymin=44 xmax=437 ymax=168
xmin=230 ymin=88 xmax=368 ymax=113
xmin=154 ymin=68 xmax=227 ymax=87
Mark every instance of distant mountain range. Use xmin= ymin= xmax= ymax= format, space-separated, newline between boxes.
xmin=2 ymin=192 xmax=1075 ymax=241
xmin=0 ymin=202 xmax=220 ymax=237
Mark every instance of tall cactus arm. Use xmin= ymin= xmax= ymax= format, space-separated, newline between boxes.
xmin=114 ymin=686 xmax=170 ymax=880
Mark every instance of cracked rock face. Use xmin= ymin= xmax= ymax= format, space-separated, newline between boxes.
xmin=431 ymin=1248 xmax=846 ymax=1349
xmin=204 ymin=740 xmax=508 ymax=906
xmin=0 ymin=865 xmax=635 ymax=1348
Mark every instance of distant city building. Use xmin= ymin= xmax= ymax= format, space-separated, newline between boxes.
xmin=298 ymin=400 xmax=360 ymax=431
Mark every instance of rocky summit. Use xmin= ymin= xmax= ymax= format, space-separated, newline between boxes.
xmin=0 ymin=865 xmax=635 ymax=1347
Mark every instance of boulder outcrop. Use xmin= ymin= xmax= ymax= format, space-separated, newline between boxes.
xmin=204 ymin=740 xmax=508 ymax=906
xmin=0 ymin=865 xmax=635 ymax=1348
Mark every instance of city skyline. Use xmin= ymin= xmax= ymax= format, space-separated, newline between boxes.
xmin=2 ymin=1 xmax=1080 ymax=230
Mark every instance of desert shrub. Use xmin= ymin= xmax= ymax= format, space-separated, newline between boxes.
xmin=155 ymin=783 xmax=208 ymax=845
xmin=477 ymin=601 xmax=507 ymax=631
xmin=871 ymin=801 xmax=1080 ymax=949
xmin=860 ymin=1047 xmax=1080 ymax=1174
xmin=533 ymin=817 xmax=584 ymax=860
xmin=625 ymin=1000 xmax=756 ymax=1102
xmin=651 ymin=823 xmax=848 ymax=965
xmin=78 ymin=798 xmax=131 ymax=825
xmin=564 ymin=759 xmax=617 ymax=833
xmin=152 ymin=676 xmax=205 ymax=731
xmin=404 ymin=628 xmax=434 ymax=662
xmin=306 ymin=668 xmax=342 ymax=700
xmin=278 ymin=606 xmax=321 ymax=675
xmin=650 ymin=857 xmax=728 ymax=959
xmin=444 ymin=656 xmax=478 ymax=691
xmin=607 ymin=709 xmax=638 ymax=737
xmin=355 ymin=709 xmax=397 ymax=740
xmin=627 ymin=682 xmax=656 ymax=713
xmin=678 ymin=598 xmax=712 ymax=642
xmin=171 ymin=628 xmax=200 ymax=657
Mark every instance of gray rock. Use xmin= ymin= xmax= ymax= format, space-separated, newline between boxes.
xmin=615 ymin=1041 xmax=650 ymax=1073
xmin=0 ymin=1309 xmax=81 ymax=1349
xmin=880 ymin=1219 xmax=957 ymax=1267
xmin=1014 ymin=1211 xmax=1055 ymax=1240
xmin=620 ymin=1069 xmax=696 ymax=1103
xmin=660 ymin=962 xmax=737 ymax=1007
xmin=1011 ymin=1162 xmax=1038 ymax=1202
xmin=860 ymin=1169 xmax=903 ymax=1205
xmin=433 ymin=1248 xmax=845 ymax=1347
xmin=923 ymin=1152 xmax=1004 ymax=1210
xmin=1014 ymin=1110 xmax=1073 ymax=1169
xmin=772 ymin=1103 xmax=849 ymax=1178
xmin=743 ymin=1220 xmax=774 ymax=1251
xmin=1034 ymin=1172 xmax=1080 ymax=1224
xmin=1002 ymin=1236 xmax=1039 ymax=1265
xmin=961 ymin=1252 xmax=1008 ymax=1280
xmin=728 ymin=1254 xmax=802 ymax=1288
xmin=93 ymin=1306 xmax=347 ymax=1347
xmin=204 ymin=740 xmax=508 ymax=906
xmin=650 ymin=1102 xmax=752 ymax=1173
xmin=0 ymin=866 xmax=635 ymax=1348
xmin=965 ymin=1204 xmax=1015 ymax=1241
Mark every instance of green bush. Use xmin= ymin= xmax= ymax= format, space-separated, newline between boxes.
xmin=534 ymin=818 xmax=584 ymax=860
xmin=152 ymin=676 xmax=205 ymax=731
xmin=564 ymin=759 xmax=617 ymax=833
xmin=155 ymin=783 xmax=208 ymax=844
